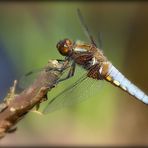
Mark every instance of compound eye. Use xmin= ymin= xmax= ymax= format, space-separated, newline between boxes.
xmin=57 ymin=39 xmax=73 ymax=56
xmin=56 ymin=43 xmax=60 ymax=49
xmin=56 ymin=43 xmax=68 ymax=56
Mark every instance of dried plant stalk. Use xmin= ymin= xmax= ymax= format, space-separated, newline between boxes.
xmin=0 ymin=59 xmax=69 ymax=139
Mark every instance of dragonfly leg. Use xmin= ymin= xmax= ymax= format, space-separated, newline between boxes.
xmin=55 ymin=59 xmax=66 ymax=62
xmin=58 ymin=61 xmax=76 ymax=82
xmin=45 ymin=59 xmax=70 ymax=73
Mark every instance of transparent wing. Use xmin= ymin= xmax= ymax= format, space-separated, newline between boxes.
xmin=77 ymin=9 xmax=103 ymax=50
xmin=43 ymin=72 xmax=103 ymax=114
xmin=17 ymin=68 xmax=46 ymax=92
xmin=16 ymin=68 xmax=46 ymax=93
xmin=17 ymin=66 xmax=70 ymax=93
xmin=77 ymin=8 xmax=97 ymax=47
xmin=98 ymin=32 xmax=103 ymax=50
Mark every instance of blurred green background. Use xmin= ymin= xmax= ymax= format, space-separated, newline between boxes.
xmin=0 ymin=1 xmax=148 ymax=146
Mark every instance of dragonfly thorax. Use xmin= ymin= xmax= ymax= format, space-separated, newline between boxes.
xmin=56 ymin=39 xmax=73 ymax=56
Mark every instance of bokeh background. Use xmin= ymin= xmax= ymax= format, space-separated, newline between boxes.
xmin=0 ymin=1 xmax=148 ymax=146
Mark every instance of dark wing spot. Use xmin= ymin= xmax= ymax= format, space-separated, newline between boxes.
xmin=87 ymin=64 xmax=103 ymax=80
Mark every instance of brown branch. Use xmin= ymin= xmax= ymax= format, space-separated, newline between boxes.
xmin=0 ymin=59 xmax=69 ymax=139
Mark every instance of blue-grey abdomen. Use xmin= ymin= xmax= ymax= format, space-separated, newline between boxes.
xmin=106 ymin=63 xmax=148 ymax=104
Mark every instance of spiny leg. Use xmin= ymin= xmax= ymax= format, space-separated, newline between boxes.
xmin=30 ymin=59 xmax=68 ymax=115
xmin=57 ymin=61 xmax=76 ymax=82
xmin=40 ymin=59 xmax=70 ymax=76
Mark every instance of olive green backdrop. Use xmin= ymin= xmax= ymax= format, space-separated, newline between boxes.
xmin=0 ymin=1 xmax=148 ymax=146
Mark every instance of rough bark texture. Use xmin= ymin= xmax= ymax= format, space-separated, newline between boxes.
xmin=0 ymin=59 xmax=69 ymax=139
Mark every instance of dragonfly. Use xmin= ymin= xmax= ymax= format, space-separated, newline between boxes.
xmin=43 ymin=9 xmax=148 ymax=113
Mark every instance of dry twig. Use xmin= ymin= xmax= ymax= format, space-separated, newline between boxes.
xmin=0 ymin=59 xmax=69 ymax=139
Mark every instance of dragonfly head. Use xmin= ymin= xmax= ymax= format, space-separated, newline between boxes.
xmin=56 ymin=39 xmax=73 ymax=56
